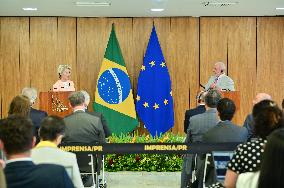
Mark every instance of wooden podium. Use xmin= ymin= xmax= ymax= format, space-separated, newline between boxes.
xmin=39 ymin=91 xmax=73 ymax=118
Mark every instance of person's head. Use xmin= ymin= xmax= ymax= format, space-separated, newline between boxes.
xmin=258 ymin=128 xmax=284 ymax=188
xmin=8 ymin=95 xmax=31 ymax=117
xmin=204 ymin=89 xmax=222 ymax=108
xmin=196 ymin=91 xmax=207 ymax=104
xmin=80 ymin=90 xmax=90 ymax=108
xmin=217 ymin=98 xmax=236 ymax=121
xmin=213 ymin=62 xmax=226 ymax=76
xmin=39 ymin=116 xmax=66 ymax=145
xmin=21 ymin=87 xmax=37 ymax=105
xmin=282 ymin=98 xmax=284 ymax=110
xmin=253 ymin=100 xmax=283 ymax=139
xmin=68 ymin=91 xmax=85 ymax=108
xmin=0 ymin=116 xmax=34 ymax=158
xmin=252 ymin=93 xmax=271 ymax=105
xmin=57 ymin=65 xmax=72 ymax=81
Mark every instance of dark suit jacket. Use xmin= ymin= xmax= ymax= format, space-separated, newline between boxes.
xmin=30 ymin=108 xmax=48 ymax=129
xmin=63 ymin=110 xmax=106 ymax=144
xmin=203 ymin=120 xmax=248 ymax=143
xmin=185 ymin=108 xmax=218 ymax=143
xmin=86 ymin=111 xmax=111 ymax=137
xmin=30 ymin=108 xmax=48 ymax=143
xmin=184 ymin=105 xmax=206 ymax=133
xmin=4 ymin=161 xmax=74 ymax=188
xmin=243 ymin=114 xmax=255 ymax=140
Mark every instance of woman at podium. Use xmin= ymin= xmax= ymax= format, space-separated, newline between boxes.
xmin=53 ymin=65 xmax=75 ymax=92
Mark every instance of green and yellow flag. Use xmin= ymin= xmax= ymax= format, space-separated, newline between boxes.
xmin=93 ymin=24 xmax=138 ymax=135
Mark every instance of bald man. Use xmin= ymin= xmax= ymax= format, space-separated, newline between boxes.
xmin=243 ymin=93 xmax=272 ymax=140
xmin=204 ymin=62 xmax=235 ymax=91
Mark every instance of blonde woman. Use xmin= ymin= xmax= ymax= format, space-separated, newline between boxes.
xmin=53 ymin=65 xmax=75 ymax=91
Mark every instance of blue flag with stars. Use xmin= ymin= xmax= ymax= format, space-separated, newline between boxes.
xmin=136 ymin=26 xmax=174 ymax=137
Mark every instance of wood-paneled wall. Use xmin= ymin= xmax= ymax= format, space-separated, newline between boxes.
xmin=0 ymin=17 xmax=283 ymax=134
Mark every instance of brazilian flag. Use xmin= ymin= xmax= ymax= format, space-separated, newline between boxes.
xmin=94 ymin=24 xmax=138 ymax=135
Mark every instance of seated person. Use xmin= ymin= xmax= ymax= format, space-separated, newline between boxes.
xmin=203 ymin=98 xmax=248 ymax=142
xmin=210 ymin=100 xmax=283 ymax=188
xmin=31 ymin=116 xmax=83 ymax=188
xmin=204 ymin=62 xmax=235 ymax=91
xmin=0 ymin=115 xmax=74 ymax=188
xmin=22 ymin=87 xmax=48 ymax=143
xmin=237 ymin=128 xmax=284 ymax=188
xmin=183 ymin=91 xmax=206 ymax=134
xmin=53 ymin=65 xmax=75 ymax=91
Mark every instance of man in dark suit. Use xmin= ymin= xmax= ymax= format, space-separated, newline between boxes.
xmin=181 ymin=89 xmax=222 ymax=188
xmin=0 ymin=115 xmax=74 ymax=188
xmin=203 ymin=98 xmax=248 ymax=142
xmin=22 ymin=87 xmax=48 ymax=143
xmin=243 ymin=93 xmax=271 ymax=140
xmin=63 ymin=91 xmax=106 ymax=144
xmin=81 ymin=90 xmax=111 ymax=137
xmin=184 ymin=91 xmax=206 ymax=134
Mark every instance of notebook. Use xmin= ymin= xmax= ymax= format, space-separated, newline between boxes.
xmin=212 ymin=151 xmax=234 ymax=182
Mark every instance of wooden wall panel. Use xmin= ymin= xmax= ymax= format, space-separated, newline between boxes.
xmin=167 ymin=18 xmax=199 ymax=133
xmin=30 ymin=18 xmax=58 ymax=93
xmin=56 ymin=18 xmax=77 ymax=87
xmin=200 ymin=17 xmax=228 ymax=86
xmin=0 ymin=18 xmax=29 ymax=117
xmin=257 ymin=18 xmax=284 ymax=106
xmin=76 ymin=18 xmax=109 ymax=105
xmin=226 ymin=17 xmax=256 ymax=124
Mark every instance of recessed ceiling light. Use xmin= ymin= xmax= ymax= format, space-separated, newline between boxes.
xmin=75 ymin=2 xmax=111 ymax=6
xmin=276 ymin=8 xmax=284 ymax=10
xmin=22 ymin=8 xmax=37 ymax=11
xmin=150 ymin=8 xmax=164 ymax=12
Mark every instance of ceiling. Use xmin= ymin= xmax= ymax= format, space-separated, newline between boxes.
xmin=0 ymin=0 xmax=284 ymax=17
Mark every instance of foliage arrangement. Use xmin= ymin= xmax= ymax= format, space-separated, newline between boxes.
xmin=105 ymin=133 xmax=184 ymax=172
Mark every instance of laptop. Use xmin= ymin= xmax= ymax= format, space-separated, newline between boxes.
xmin=212 ymin=151 xmax=234 ymax=182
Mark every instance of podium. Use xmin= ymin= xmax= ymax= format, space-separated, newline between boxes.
xmin=39 ymin=91 xmax=73 ymax=118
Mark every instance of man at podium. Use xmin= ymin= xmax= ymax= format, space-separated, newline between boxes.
xmin=204 ymin=62 xmax=235 ymax=91
xmin=53 ymin=65 xmax=75 ymax=92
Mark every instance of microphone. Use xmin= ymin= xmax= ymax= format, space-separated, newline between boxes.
xmin=199 ymin=84 xmax=205 ymax=89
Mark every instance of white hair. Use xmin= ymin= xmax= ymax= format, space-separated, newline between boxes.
xmin=21 ymin=87 xmax=37 ymax=104
xmin=80 ymin=90 xmax=90 ymax=106
xmin=215 ymin=62 xmax=226 ymax=72
xmin=57 ymin=64 xmax=71 ymax=75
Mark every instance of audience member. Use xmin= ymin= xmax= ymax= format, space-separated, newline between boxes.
xmin=31 ymin=116 xmax=84 ymax=188
xmin=8 ymin=95 xmax=30 ymax=117
xmin=22 ymin=87 xmax=48 ymax=143
xmin=81 ymin=90 xmax=111 ymax=137
xmin=204 ymin=62 xmax=235 ymax=91
xmin=63 ymin=91 xmax=105 ymax=144
xmin=243 ymin=93 xmax=271 ymax=140
xmin=53 ymin=65 xmax=75 ymax=91
xmin=0 ymin=166 xmax=6 ymax=188
xmin=221 ymin=100 xmax=283 ymax=188
xmin=0 ymin=116 xmax=74 ymax=188
xmin=181 ymin=89 xmax=222 ymax=188
xmin=237 ymin=128 xmax=284 ymax=188
xmin=183 ymin=91 xmax=206 ymax=134
xmin=203 ymin=98 xmax=248 ymax=142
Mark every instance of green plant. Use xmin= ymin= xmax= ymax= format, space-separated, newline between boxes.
xmin=105 ymin=132 xmax=184 ymax=172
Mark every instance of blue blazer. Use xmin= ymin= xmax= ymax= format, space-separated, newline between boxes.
xmin=30 ymin=108 xmax=48 ymax=129
xmin=4 ymin=161 xmax=74 ymax=188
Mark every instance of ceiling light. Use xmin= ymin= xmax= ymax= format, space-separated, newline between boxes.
xmin=276 ymin=8 xmax=284 ymax=10
xmin=75 ymin=2 xmax=111 ymax=6
xmin=202 ymin=2 xmax=238 ymax=7
xmin=22 ymin=8 xmax=37 ymax=11
xmin=150 ymin=8 xmax=164 ymax=12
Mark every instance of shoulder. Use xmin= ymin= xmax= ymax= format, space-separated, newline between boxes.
xmin=237 ymin=171 xmax=260 ymax=188
xmin=31 ymin=108 xmax=47 ymax=115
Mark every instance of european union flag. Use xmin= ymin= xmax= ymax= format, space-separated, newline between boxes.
xmin=136 ymin=26 xmax=174 ymax=137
